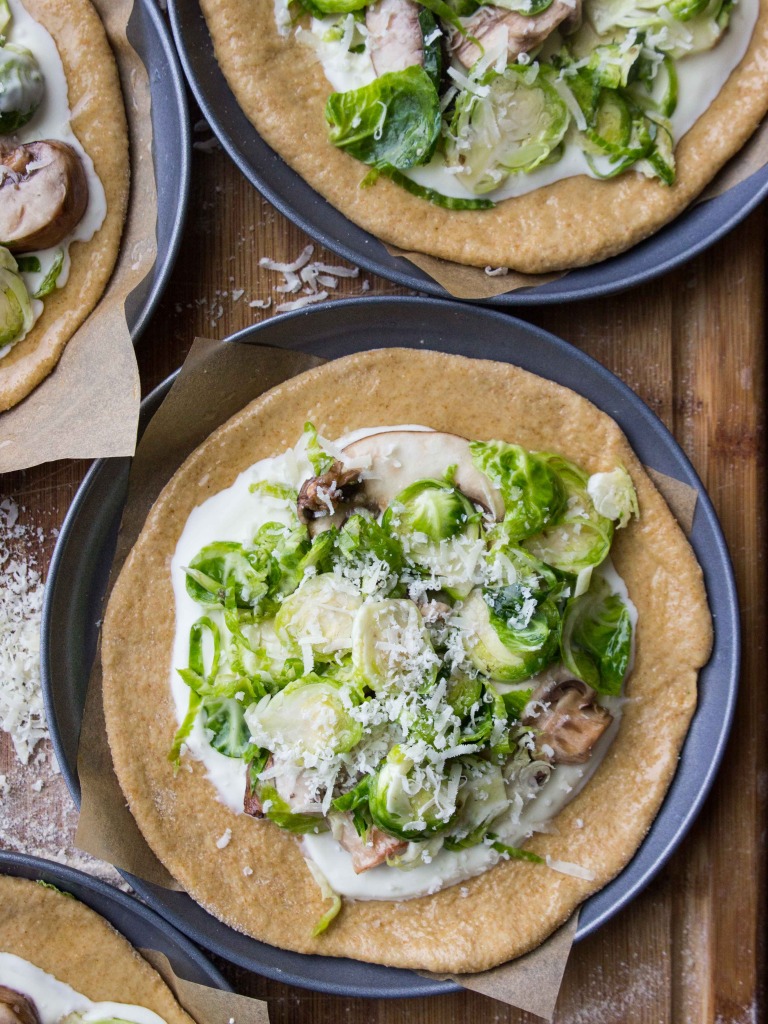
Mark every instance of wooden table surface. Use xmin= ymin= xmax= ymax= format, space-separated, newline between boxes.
xmin=1 ymin=125 xmax=766 ymax=1022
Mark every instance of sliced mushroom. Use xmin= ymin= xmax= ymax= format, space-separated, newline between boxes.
xmin=297 ymin=461 xmax=363 ymax=525
xmin=523 ymin=677 xmax=612 ymax=764
xmin=366 ymin=0 xmax=425 ymax=76
xmin=451 ymin=0 xmax=582 ymax=69
xmin=336 ymin=814 xmax=407 ymax=873
xmin=0 ymin=141 xmax=89 ymax=253
xmin=0 ymin=987 xmax=40 ymax=1024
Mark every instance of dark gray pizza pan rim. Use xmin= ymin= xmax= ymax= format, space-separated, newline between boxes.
xmin=41 ymin=297 xmax=739 ymax=997
xmin=166 ymin=0 xmax=768 ymax=305
xmin=124 ymin=0 xmax=191 ymax=343
xmin=0 ymin=851 xmax=231 ymax=990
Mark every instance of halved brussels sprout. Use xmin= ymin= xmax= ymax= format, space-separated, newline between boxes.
xmin=470 ymin=441 xmax=567 ymax=541
xmin=275 ymin=572 xmax=363 ymax=659
xmin=523 ymin=454 xmax=614 ymax=576
xmin=460 ymin=587 xmax=559 ymax=682
xmin=0 ymin=245 xmax=33 ymax=349
xmin=0 ymin=44 xmax=44 ymax=134
xmin=352 ymin=598 xmax=439 ymax=694
xmin=368 ymin=746 xmax=460 ymax=840
xmin=587 ymin=466 xmax=639 ymax=528
xmin=561 ymin=578 xmax=632 ymax=696
xmin=384 ymin=478 xmax=479 ymax=549
xmin=446 ymin=66 xmax=569 ymax=193
xmin=384 ymin=478 xmax=481 ymax=596
xmin=245 ymin=679 xmax=362 ymax=761
xmin=445 ymin=757 xmax=508 ymax=848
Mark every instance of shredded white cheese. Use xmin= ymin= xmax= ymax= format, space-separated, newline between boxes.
xmin=0 ymin=499 xmax=47 ymax=765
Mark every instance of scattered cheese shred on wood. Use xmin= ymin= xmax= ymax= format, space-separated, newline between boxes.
xmin=0 ymin=498 xmax=47 ymax=765
xmin=258 ymin=244 xmax=361 ymax=312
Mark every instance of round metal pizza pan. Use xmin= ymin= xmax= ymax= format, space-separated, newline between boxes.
xmin=167 ymin=0 xmax=768 ymax=305
xmin=41 ymin=297 xmax=739 ymax=996
xmin=124 ymin=0 xmax=191 ymax=342
xmin=0 ymin=851 xmax=231 ymax=990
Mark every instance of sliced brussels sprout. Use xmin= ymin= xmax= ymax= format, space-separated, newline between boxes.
xmin=368 ymin=746 xmax=460 ymax=840
xmin=245 ymin=679 xmax=362 ymax=761
xmin=483 ymin=529 xmax=560 ymax=596
xmin=583 ymin=41 xmax=642 ymax=89
xmin=352 ymin=598 xmax=439 ymax=693
xmin=470 ymin=441 xmax=567 ymax=541
xmin=586 ymin=0 xmax=729 ymax=56
xmin=0 ymin=245 xmax=33 ymax=349
xmin=255 ymin=784 xmax=330 ymax=834
xmin=445 ymin=66 xmax=569 ymax=193
xmin=460 ymin=587 xmax=559 ymax=682
xmin=523 ymin=454 xmax=614 ymax=575
xmin=0 ymin=1 xmax=10 ymax=36
xmin=326 ymin=65 xmax=441 ymax=171
xmin=204 ymin=697 xmax=252 ymax=758
xmin=445 ymin=757 xmax=508 ymax=848
xmin=302 ymin=421 xmax=335 ymax=475
xmin=274 ymin=572 xmax=363 ymax=659
xmin=419 ymin=8 xmax=443 ymax=91
xmin=303 ymin=856 xmax=342 ymax=936
xmin=0 ymin=44 xmax=44 ymax=134
xmin=561 ymin=578 xmax=632 ymax=696
xmin=586 ymin=465 xmax=639 ymax=528
xmin=335 ymin=512 xmax=404 ymax=581
xmin=184 ymin=540 xmax=270 ymax=610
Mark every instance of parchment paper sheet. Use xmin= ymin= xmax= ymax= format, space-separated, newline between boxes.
xmin=141 ymin=950 xmax=270 ymax=1024
xmin=76 ymin=336 xmax=697 ymax=1018
xmin=388 ymin=117 xmax=768 ymax=299
xmin=0 ymin=0 xmax=156 ymax=473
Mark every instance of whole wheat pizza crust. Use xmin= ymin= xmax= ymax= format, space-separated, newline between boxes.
xmin=0 ymin=0 xmax=129 ymax=412
xmin=101 ymin=349 xmax=713 ymax=974
xmin=198 ymin=0 xmax=768 ymax=272
xmin=0 ymin=875 xmax=193 ymax=1021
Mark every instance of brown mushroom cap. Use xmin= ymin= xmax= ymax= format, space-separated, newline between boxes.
xmin=0 ymin=140 xmax=89 ymax=253
xmin=523 ymin=678 xmax=613 ymax=765
xmin=0 ymin=987 xmax=41 ymax=1024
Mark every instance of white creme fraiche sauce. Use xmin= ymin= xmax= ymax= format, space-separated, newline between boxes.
xmin=0 ymin=0 xmax=108 ymax=352
xmin=170 ymin=426 xmax=637 ymax=900
xmin=285 ymin=0 xmax=759 ymax=203
xmin=0 ymin=952 xmax=168 ymax=1024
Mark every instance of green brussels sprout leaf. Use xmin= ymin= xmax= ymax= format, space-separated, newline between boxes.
xmin=326 ymin=66 xmax=441 ymax=171
xmin=561 ymin=579 xmax=632 ymax=696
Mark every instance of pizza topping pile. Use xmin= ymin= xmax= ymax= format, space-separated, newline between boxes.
xmin=172 ymin=425 xmax=639 ymax=924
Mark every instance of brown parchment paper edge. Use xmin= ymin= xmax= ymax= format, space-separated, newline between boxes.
xmin=0 ymin=0 xmax=156 ymax=472
xmin=140 ymin=949 xmax=270 ymax=1024
xmin=75 ymin=336 xmax=698 ymax=1016
xmin=387 ymin=116 xmax=768 ymax=299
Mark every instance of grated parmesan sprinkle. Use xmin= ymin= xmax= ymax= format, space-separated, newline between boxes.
xmin=0 ymin=499 xmax=47 ymax=765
